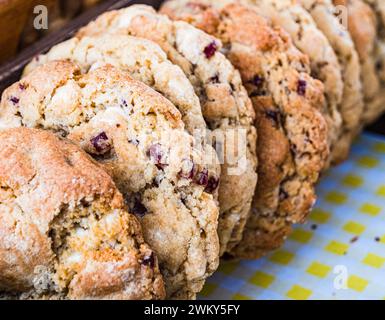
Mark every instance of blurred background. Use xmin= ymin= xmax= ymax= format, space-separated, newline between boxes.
xmin=0 ymin=0 xmax=102 ymax=65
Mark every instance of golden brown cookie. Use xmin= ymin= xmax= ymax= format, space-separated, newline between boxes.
xmin=300 ymin=0 xmax=364 ymax=156
xmin=161 ymin=0 xmax=329 ymax=258
xmin=240 ymin=0 xmax=343 ymax=165
xmin=360 ymin=0 xmax=385 ymax=124
xmin=23 ymin=34 xmax=220 ymax=190
xmin=0 ymin=127 xmax=165 ymax=300
xmin=0 ymin=61 xmax=220 ymax=299
xmin=78 ymin=4 xmax=258 ymax=256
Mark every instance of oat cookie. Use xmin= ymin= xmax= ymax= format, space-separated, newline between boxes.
xmin=0 ymin=61 xmax=220 ymax=299
xmin=364 ymin=0 xmax=385 ymax=82
xmin=78 ymin=5 xmax=258 ymax=255
xmin=362 ymin=0 xmax=385 ymax=120
xmin=232 ymin=0 xmax=342 ymax=159
xmin=0 ymin=127 xmax=165 ymax=300
xmin=300 ymin=0 xmax=363 ymax=155
xmin=360 ymin=0 xmax=385 ymax=123
xmin=161 ymin=0 xmax=329 ymax=258
xmin=23 ymin=34 xmax=220 ymax=188
xmin=374 ymin=39 xmax=385 ymax=85
xmin=24 ymin=35 xmax=206 ymax=136
xmin=246 ymin=0 xmax=363 ymax=164
xmin=334 ymin=0 xmax=385 ymax=124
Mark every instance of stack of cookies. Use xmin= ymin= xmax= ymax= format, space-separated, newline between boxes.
xmin=0 ymin=0 xmax=384 ymax=300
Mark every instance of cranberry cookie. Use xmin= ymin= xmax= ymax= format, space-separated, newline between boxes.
xmin=0 ymin=61 xmax=220 ymax=299
xmin=363 ymin=0 xmax=385 ymax=81
xmin=358 ymin=0 xmax=385 ymax=124
xmin=78 ymin=5 xmax=258 ymax=255
xmin=246 ymin=0 xmax=363 ymax=164
xmin=161 ymin=0 xmax=329 ymax=258
xmin=24 ymin=35 xmax=207 ymax=137
xmin=300 ymin=0 xmax=363 ymax=154
xmin=23 ymin=34 xmax=220 ymax=188
xmin=0 ymin=127 xmax=164 ymax=300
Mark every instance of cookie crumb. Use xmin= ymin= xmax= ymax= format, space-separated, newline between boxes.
xmin=350 ymin=236 xmax=359 ymax=243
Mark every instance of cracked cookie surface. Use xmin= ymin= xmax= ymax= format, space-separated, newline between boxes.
xmin=0 ymin=127 xmax=165 ymax=300
xmin=161 ymin=0 xmax=329 ymax=258
xmin=0 ymin=61 xmax=220 ymax=299
xmin=78 ymin=4 xmax=258 ymax=256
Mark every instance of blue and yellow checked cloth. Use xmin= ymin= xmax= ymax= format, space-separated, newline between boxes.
xmin=200 ymin=133 xmax=385 ymax=300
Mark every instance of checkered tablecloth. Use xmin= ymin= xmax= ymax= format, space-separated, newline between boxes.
xmin=200 ymin=132 xmax=385 ymax=300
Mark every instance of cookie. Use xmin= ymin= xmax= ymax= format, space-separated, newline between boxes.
xmin=248 ymin=0 xmax=363 ymax=164
xmin=0 ymin=61 xmax=220 ymax=299
xmin=161 ymin=0 xmax=329 ymax=258
xmin=374 ymin=40 xmax=385 ymax=85
xmin=347 ymin=0 xmax=384 ymax=124
xmin=24 ymin=35 xmax=207 ymax=137
xmin=78 ymin=4 xmax=258 ymax=255
xmin=300 ymin=0 xmax=364 ymax=157
xmin=363 ymin=0 xmax=385 ymax=36
xmin=0 ymin=127 xmax=165 ymax=300
xmin=23 ymin=34 xmax=220 ymax=184
xmin=360 ymin=0 xmax=385 ymax=124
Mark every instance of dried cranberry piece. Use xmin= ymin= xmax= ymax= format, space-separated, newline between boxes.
xmin=205 ymin=176 xmax=219 ymax=193
xmin=142 ymin=252 xmax=155 ymax=268
xmin=203 ymin=41 xmax=218 ymax=59
xmin=266 ymin=110 xmax=280 ymax=125
xmin=251 ymin=75 xmax=264 ymax=87
xmin=132 ymin=199 xmax=148 ymax=217
xmin=90 ymin=132 xmax=111 ymax=154
xmin=297 ymin=79 xmax=307 ymax=96
xmin=148 ymin=143 xmax=167 ymax=169
xmin=9 ymin=96 xmax=19 ymax=105
xmin=195 ymin=168 xmax=209 ymax=186
xmin=149 ymin=144 xmax=162 ymax=162
xmin=18 ymin=83 xmax=26 ymax=91
xmin=179 ymin=159 xmax=196 ymax=179
xmin=249 ymin=75 xmax=266 ymax=97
